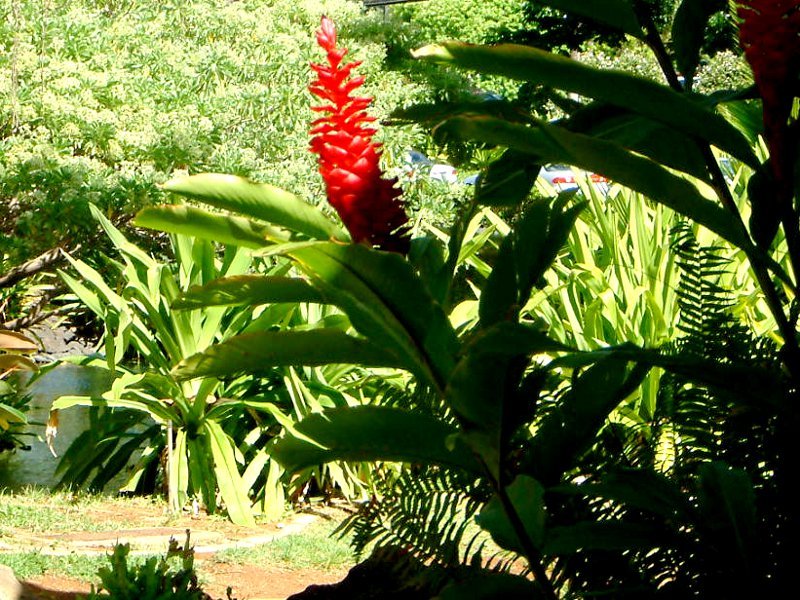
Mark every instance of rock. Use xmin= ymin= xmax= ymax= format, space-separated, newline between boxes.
xmin=0 ymin=565 xmax=22 ymax=600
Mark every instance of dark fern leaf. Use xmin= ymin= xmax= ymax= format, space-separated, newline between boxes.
xmin=336 ymin=466 xmax=492 ymax=571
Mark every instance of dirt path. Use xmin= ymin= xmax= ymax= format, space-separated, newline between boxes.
xmin=21 ymin=564 xmax=349 ymax=600
xmin=1 ymin=498 xmax=354 ymax=600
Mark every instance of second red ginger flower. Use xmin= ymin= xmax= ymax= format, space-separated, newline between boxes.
xmin=309 ymin=16 xmax=410 ymax=254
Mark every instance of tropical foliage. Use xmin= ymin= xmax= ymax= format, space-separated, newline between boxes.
xmin=51 ymin=205 xmax=301 ymax=524
xmin=137 ymin=2 xmax=800 ymax=596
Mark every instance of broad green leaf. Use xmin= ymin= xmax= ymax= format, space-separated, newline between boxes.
xmin=188 ymin=436 xmax=217 ymax=514
xmin=412 ymin=43 xmax=758 ymax=167
xmin=566 ymin=106 xmax=710 ymax=181
xmin=672 ymin=0 xmax=727 ymax=85
xmin=270 ymin=406 xmax=482 ymax=475
xmin=479 ymin=235 xmax=517 ymax=326
xmin=434 ymin=115 xmax=751 ymax=250
xmin=242 ymin=448 xmax=270 ymax=493
xmin=698 ymin=462 xmax=757 ymax=569
xmin=536 ymin=0 xmax=643 ymax=38
xmin=543 ymin=521 xmax=665 ymax=555
xmin=748 ymin=166 xmax=781 ymax=250
xmin=476 ymin=475 xmax=546 ymax=554
xmin=475 ymin=149 xmax=541 ymax=207
xmin=134 ymin=205 xmax=287 ymax=249
xmin=163 ymin=173 xmax=347 ymax=242
xmin=464 ymin=322 xmax=569 ymax=356
xmin=284 ymin=243 xmax=459 ymax=391
xmin=447 ymin=323 xmax=566 ymax=472
xmin=390 ymin=99 xmax=536 ymax=128
xmin=516 ymin=196 xmax=586 ymax=303
xmin=206 ymin=420 xmax=256 ymax=527
xmin=718 ymin=100 xmax=761 ymax=145
xmin=51 ymin=394 xmax=175 ymax=423
xmin=172 ymin=275 xmax=324 ymax=309
xmin=173 ymin=329 xmax=403 ymax=380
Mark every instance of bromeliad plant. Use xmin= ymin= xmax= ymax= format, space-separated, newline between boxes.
xmin=138 ymin=5 xmax=799 ymax=597
xmin=52 ymin=205 xmax=304 ymax=525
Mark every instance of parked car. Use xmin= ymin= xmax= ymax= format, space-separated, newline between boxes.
xmin=540 ymin=164 xmax=608 ymax=191
xmin=403 ymin=150 xmax=458 ymax=184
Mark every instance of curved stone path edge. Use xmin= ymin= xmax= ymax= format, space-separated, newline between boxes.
xmin=0 ymin=513 xmax=318 ymax=557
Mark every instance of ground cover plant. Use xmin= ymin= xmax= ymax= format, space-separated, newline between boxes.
xmin=0 ymin=0 xmax=435 ymax=327
xmin=136 ymin=1 xmax=800 ymax=597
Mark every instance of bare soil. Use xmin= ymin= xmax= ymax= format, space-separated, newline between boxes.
xmin=21 ymin=564 xmax=349 ymax=600
xmin=3 ymin=500 xmax=355 ymax=600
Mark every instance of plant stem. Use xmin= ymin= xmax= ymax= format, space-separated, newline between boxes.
xmin=488 ymin=466 xmax=558 ymax=600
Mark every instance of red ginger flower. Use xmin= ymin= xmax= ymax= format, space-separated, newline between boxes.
xmin=309 ymin=16 xmax=410 ymax=254
xmin=738 ymin=0 xmax=800 ymax=185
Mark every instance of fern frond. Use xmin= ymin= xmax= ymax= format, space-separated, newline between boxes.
xmin=337 ymin=467 xmax=491 ymax=569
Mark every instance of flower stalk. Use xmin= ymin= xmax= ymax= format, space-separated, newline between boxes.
xmin=309 ymin=16 xmax=410 ymax=254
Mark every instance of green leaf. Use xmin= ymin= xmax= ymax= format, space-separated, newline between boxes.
xmin=412 ymin=43 xmax=758 ymax=167
xmin=697 ymin=462 xmax=757 ymax=569
xmin=525 ymin=357 xmax=635 ymax=484
xmin=438 ymin=572 xmax=544 ymax=599
xmin=474 ymin=149 xmax=541 ymax=207
xmin=479 ymin=235 xmax=517 ymax=326
xmin=134 ymin=205 xmax=286 ymax=249
xmin=434 ymin=115 xmax=752 ymax=250
xmin=466 ymin=322 xmax=569 ymax=356
xmin=88 ymin=204 xmax=156 ymax=268
xmin=162 ymin=173 xmax=347 ymax=242
xmin=0 ymin=403 xmax=26 ymax=427
xmin=206 ymin=420 xmax=256 ymax=527
xmin=566 ymin=106 xmax=710 ymax=181
xmin=543 ymin=521 xmax=665 ymax=555
xmin=672 ymin=0 xmax=727 ymax=85
xmin=173 ymin=329 xmax=403 ymax=380
xmin=517 ymin=197 xmax=586 ymax=302
xmin=748 ymin=166 xmax=781 ymax=250
xmin=536 ymin=0 xmax=644 ymax=38
xmin=477 ymin=475 xmax=546 ymax=554
xmin=553 ymin=346 xmax=788 ymax=410
xmin=168 ymin=429 xmax=189 ymax=510
xmin=284 ymin=243 xmax=459 ymax=391
xmin=554 ymin=468 xmax=694 ymax=521
xmin=447 ymin=323 xmax=566 ymax=428
xmin=172 ymin=275 xmax=324 ymax=309
xmin=270 ymin=406 xmax=482 ymax=475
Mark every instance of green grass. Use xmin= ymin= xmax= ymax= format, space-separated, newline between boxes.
xmin=214 ymin=518 xmax=354 ymax=570
xmin=0 ymin=487 xmax=165 ymax=534
xmin=0 ymin=552 xmax=111 ymax=581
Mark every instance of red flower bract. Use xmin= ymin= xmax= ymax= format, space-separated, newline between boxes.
xmin=309 ymin=16 xmax=410 ymax=254
xmin=738 ymin=0 xmax=800 ymax=185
